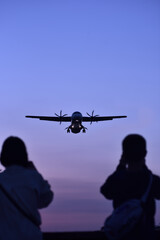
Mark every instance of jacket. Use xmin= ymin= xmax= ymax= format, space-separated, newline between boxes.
xmin=0 ymin=165 xmax=53 ymax=240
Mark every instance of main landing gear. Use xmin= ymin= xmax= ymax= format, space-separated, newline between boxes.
xmin=82 ymin=126 xmax=87 ymax=133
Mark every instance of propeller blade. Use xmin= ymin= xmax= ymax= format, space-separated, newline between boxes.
xmin=55 ymin=111 xmax=67 ymax=118
xmin=54 ymin=111 xmax=67 ymax=124
xmin=87 ymin=111 xmax=99 ymax=123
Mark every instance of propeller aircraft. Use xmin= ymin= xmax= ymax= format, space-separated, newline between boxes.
xmin=25 ymin=111 xmax=127 ymax=134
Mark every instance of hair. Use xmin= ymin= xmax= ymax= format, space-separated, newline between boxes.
xmin=122 ymin=134 xmax=147 ymax=163
xmin=0 ymin=136 xmax=29 ymax=167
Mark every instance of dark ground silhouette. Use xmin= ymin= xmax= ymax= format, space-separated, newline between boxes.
xmin=42 ymin=227 xmax=160 ymax=240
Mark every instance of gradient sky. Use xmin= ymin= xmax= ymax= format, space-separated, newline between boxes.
xmin=0 ymin=0 xmax=160 ymax=232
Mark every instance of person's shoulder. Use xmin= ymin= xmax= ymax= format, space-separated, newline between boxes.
xmin=152 ymin=173 xmax=160 ymax=182
xmin=0 ymin=170 xmax=5 ymax=182
xmin=146 ymin=167 xmax=160 ymax=181
xmin=25 ymin=167 xmax=43 ymax=179
xmin=150 ymin=172 xmax=160 ymax=199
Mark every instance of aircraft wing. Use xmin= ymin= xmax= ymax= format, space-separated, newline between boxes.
xmin=82 ymin=115 xmax=127 ymax=122
xmin=25 ymin=115 xmax=71 ymax=122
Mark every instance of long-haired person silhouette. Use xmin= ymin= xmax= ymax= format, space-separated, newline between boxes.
xmin=0 ymin=136 xmax=53 ymax=240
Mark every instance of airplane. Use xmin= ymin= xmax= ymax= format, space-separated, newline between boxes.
xmin=25 ymin=111 xmax=127 ymax=134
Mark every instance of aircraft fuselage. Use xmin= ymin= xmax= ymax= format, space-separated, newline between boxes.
xmin=68 ymin=111 xmax=85 ymax=133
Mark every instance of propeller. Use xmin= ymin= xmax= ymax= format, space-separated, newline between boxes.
xmin=86 ymin=110 xmax=99 ymax=124
xmin=55 ymin=110 xmax=67 ymax=124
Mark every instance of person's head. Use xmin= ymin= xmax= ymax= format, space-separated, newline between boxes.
xmin=122 ymin=134 xmax=147 ymax=164
xmin=0 ymin=136 xmax=29 ymax=167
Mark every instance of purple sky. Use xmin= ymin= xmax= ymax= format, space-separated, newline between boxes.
xmin=0 ymin=0 xmax=160 ymax=231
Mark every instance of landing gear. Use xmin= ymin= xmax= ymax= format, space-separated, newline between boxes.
xmin=67 ymin=128 xmax=70 ymax=133
xmin=82 ymin=126 xmax=87 ymax=133
xmin=65 ymin=126 xmax=71 ymax=133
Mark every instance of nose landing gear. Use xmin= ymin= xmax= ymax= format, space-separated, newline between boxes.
xmin=65 ymin=125 xmax=87 ymax=133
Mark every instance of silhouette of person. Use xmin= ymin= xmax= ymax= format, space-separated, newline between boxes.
xmin=0 ymin=136 xmax=53 ymax=240
xmin=100 ymin=134 xmax=160 ymax=240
